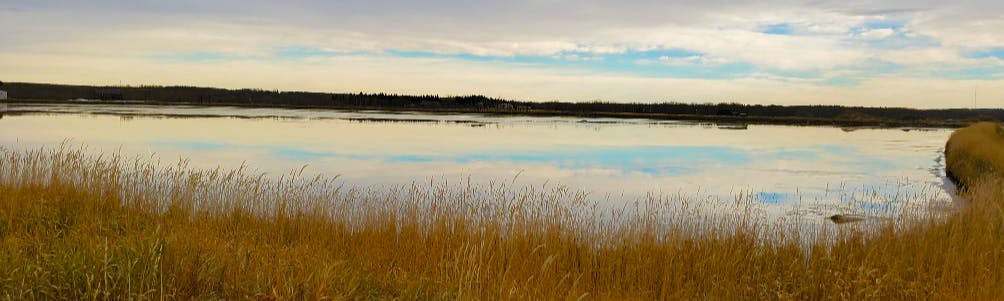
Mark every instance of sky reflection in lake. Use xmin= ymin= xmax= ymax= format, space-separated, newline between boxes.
xmin=0 ymin=103 xmax=954 ymax=219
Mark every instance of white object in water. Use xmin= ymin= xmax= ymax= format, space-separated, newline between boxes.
xmin=0 ymin=90 xmax=7 ymax=100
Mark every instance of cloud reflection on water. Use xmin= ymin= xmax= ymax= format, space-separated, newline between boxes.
xmin=0 ymin=104 xmax=954 ymax=220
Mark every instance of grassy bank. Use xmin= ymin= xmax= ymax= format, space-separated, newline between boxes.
xmin=1 ymin=146 xmax=1002 ymax=300
xmin=945 ymin=122 xmax=1004 ymax=190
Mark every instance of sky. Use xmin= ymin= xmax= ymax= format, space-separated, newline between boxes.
xmin=1 ymin=0 xmax=1003 ymax=108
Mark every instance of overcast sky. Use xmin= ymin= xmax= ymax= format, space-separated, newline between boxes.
xmin=1 ymin=0 xmax=1003 ymax=108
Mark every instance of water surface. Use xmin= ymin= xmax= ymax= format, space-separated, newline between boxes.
xmin=0 ymin=103 xmax=954 ymax=220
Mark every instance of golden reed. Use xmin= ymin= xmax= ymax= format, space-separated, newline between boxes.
xmin=0 ymin=141 xmax=1001 ymax=300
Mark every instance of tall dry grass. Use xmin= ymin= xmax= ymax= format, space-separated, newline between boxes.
xmin=945 ymin=121 xmax=1004 ymax=189
xmin=0 ymin=145 xmax=1002 ymax=300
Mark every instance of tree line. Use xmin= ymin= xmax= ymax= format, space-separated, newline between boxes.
xmin=3 ymin=82 xmax=1002 ymax=122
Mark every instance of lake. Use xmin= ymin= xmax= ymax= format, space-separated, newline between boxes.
xmin=0 ymin=103 xmax=955 ymax=221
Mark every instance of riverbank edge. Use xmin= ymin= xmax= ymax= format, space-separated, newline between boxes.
xmin=0 ymin=98 xmax=976 ymax=128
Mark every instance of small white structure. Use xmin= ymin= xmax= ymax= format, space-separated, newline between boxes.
xmin=0 ymin=90 xmax=6 ymax=100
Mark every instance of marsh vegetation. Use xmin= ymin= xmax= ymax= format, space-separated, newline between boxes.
xmin=945 ymin=122 xmax=1004 ymax=190
xmin=0 ymin=144 xmax=1001 ymax=300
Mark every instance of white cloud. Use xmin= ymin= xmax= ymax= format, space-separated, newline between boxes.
xmin=877 ymin=48 xmax=970 ymax=66
xmin=657 ymin=55 xmax=729 ymax=66
xmin=1 ymin=0 xmax=1004 ymax=107
xmin=3 ymin=50 xmax=1002 ymax=109
xmin=858 ymin=28 xmax=896 ymax=40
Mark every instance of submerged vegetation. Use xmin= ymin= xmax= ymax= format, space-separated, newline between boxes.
xmin=0 ymin=144 xmax=1002 ymax=300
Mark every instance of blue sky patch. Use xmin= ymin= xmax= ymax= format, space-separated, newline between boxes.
xmin=384 ymin=49 xmax=503 ymax=63
xmin=967 ymin=48 xmax=1004 ymax=60
xmin=854 ymin=19 xmax=907 ymax=32
xmin=762 ymin=23 xmax=794 ymax=35
xmin=273 ymin=46 xmax=344 ymax=59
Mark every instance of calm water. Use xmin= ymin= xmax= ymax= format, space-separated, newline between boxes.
xmin=0 ymin=103 xmax=955 ymax=220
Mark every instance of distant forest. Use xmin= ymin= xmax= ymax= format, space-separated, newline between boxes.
xmin=3 ymin=82 xmax=1002 ymax=123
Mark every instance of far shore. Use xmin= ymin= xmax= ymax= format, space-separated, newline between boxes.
xmin=0 ymin=98 xmax=977 ymax=128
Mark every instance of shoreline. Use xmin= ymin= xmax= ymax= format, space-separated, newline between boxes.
xmin=0 ymin=98 xmax=974 ymax=128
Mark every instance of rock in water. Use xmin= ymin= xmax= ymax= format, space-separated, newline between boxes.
xmin=828 ymin=214 xmax=866 ymax=224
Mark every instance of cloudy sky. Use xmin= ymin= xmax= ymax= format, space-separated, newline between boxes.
xmin=1 ymin=0 xmax=1003 ymax=108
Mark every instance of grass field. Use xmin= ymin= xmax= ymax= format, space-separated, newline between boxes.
xmin=1 ymin=145 xmax=1002 ymax=300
